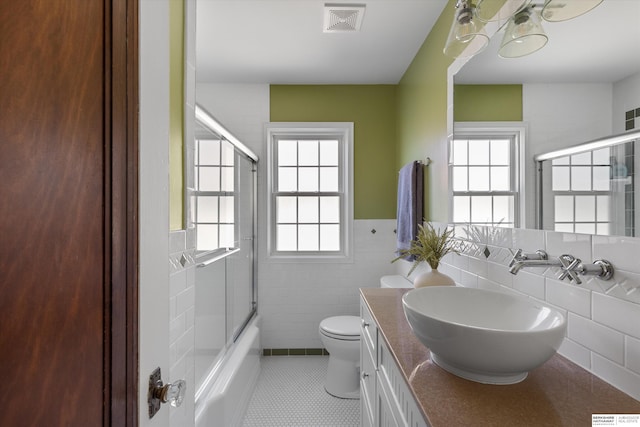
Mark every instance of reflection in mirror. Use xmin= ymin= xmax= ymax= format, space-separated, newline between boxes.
xmin=453 ymin=0 xmax=640 ymax=236
xmin=536 ymin=130 xmax=640 ymax=236
xmin=451 ymin=123 xmax=526 ymax=228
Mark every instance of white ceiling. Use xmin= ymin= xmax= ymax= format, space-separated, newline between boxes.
xmin=195 ymin=0 xmax=448 ymax=84
xmin=195 ymin=0 xmax=640 ymax=85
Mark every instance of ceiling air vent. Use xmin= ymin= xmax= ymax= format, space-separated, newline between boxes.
xmin=323 ymin=4 xmax=366 ymax=33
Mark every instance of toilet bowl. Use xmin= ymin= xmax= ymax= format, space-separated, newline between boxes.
xmin=319 ymin=315 xmax=361 ymax=399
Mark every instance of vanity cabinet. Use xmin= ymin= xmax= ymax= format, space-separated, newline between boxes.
xmin=361 ymin=288 xmax=640 ymax=426
xmin=360 ymin=298 xmax=427 ymax=427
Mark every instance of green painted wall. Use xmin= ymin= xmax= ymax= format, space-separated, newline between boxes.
xmin=396 ymin=0 xmax=512 ymax=222
xmin=396 ymin=0 xmax=457 ymax=222
xmin=270 ymin=85 xmax=398 ymax=219
xmin=169 ymin=0 xmax=184 ymax=230
xmin=454 ymin=85 xmax=523 ymax=122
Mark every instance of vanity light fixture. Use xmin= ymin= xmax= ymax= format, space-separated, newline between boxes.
xmin=540 ymin=0 xmax=603 ymax=22
xmin=498 ymin=5 xmax=548 ymax=58
xmin=443 ymin=0 xmax=490 ymax=58
xmin=443 ymin=0 xmax=603 ymax=59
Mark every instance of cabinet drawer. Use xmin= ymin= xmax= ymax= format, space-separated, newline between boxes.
xmin=360 ymin=299 xmax=377 ymax=357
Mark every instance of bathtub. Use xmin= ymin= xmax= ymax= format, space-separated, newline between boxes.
xmin=194 ymin=316 xmax=261 ymax=427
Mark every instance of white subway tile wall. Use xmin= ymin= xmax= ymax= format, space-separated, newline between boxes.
xmin=169 ymin=228 xmax=197 ymax=427
xmin=435 ymin=224 xmax=640 ymax=400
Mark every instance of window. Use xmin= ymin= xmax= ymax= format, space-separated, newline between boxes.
xmin=550 ymin=148 xmax=612 ymax=234
xmin=194 ymin=136 xmax=237 ymax=250
xmin=266 ymin=123 xmax=353 ymax=261
xmin=450 ymin=123 xmax=525 ymax=227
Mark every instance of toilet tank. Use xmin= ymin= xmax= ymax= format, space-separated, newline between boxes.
xmin=380 ymin=275 xmax=411 ymax=288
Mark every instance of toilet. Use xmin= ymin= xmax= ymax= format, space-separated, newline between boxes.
xmin=319 ymin=275 xmax=412 ymax=399
xmin=319 ymin=315 xmax=361 ymax=399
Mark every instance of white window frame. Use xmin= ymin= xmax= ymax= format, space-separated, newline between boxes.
xmin=450 ymin=122 xmax=527 ymax=228
xmin=266 ymin=122 xmax=354 ymax=263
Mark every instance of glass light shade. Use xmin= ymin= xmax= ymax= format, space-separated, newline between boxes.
xmin=475 ymin=0 xmax=530 ymax=22
xmin=498 ymin=7 xmax=548 ymax=58
xmin=443 ymin=2 xmax=490 ymax=58
xmin=541 ymin=0 xmax=603 ymax=22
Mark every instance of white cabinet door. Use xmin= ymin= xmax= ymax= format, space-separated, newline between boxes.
xmin=378 ymin=340 xmax=429 ymax=427
xmin=376 ymin=374 xmax=403 ymax=427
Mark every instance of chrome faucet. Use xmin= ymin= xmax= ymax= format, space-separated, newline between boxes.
xmin=508 ymin=249 xmax=615 ymax=284
xmin=508 ymin=249 xmax=560 ymax=274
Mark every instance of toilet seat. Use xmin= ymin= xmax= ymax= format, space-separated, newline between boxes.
xmin=319 ymin=316 xmax=360 ymax=341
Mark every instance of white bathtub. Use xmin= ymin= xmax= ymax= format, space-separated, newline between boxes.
xmin=195 ymin=316 xmax=261 ymax=427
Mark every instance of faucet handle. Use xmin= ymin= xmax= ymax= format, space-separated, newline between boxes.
xmin=558 ymin=254 xmax=582 ymax=284
xmin=508 ymin=249 xmax=524 ymax=267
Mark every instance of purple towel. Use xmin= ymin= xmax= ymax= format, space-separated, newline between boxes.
xmin=396 ymin=161 xmax=423 ymax=259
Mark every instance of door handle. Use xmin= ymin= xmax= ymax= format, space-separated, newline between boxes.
xmin=148 ymin=367 xmax=187 ymax=418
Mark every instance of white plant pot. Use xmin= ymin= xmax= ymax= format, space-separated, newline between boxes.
xmin=413 ymin=269 xmax=455 ymax=288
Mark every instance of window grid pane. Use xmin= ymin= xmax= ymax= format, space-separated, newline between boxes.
xmin=298 ymin=225 xmax=319 ymax=251
xmin=319 ymin=167 xmax=339 ymax=192
xmin=278 ymin=167 xmax=297 ymax=192
xmin=298 ymin=197 xmax=319 ymax=223
xmin=276 ymin=196 xmax=297 ymax=223
xmin=278 ymin=140 xmax=297 ymax=166
xmin=320 ymin=224 xmax=340 ymax=250
xmin=298 ymin=167 xmax=319 ymax=192
xmin=277 ymin=225 xmax=297 ymax=251
xmin=298 ymin=140 xmax=319 ymax=166
xmin=320 ymin=140 xmax=339 ymax=165
xmin=320 ymin=197 xmax=340 ymax=223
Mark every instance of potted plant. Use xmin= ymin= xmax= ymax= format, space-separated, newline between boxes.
xmin=392 ymin=222 xmax=460 ymax=288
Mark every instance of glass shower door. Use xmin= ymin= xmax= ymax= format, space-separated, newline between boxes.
xmin=193 ymin=106 xmax=258 ymax=395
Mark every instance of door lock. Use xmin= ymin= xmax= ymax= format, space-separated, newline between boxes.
xmin=148 ymin=367 xmax=187 ymax=418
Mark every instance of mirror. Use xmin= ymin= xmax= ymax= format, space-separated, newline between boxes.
xmin=536 ymin=130 xmax=640 ymax=236
xmin=452 ymin=0 xmax=640 ymax=237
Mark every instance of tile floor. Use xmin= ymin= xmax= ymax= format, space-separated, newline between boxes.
xmin=241 ymin=356 xmax=360 ymax=427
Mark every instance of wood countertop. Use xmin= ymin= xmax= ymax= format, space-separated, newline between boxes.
xmin=360 ymin=287 xmax=640 ymax=427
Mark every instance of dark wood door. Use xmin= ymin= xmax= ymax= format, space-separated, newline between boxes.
xmin=0 ymin=1 xmax=138 ymax=425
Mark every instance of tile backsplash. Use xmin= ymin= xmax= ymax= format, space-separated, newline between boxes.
xmin=427 ymin=224 xmax=640 ymax=400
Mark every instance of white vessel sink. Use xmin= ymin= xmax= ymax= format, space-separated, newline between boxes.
xmin=402 ymin=286 xmax=567 ymax=385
